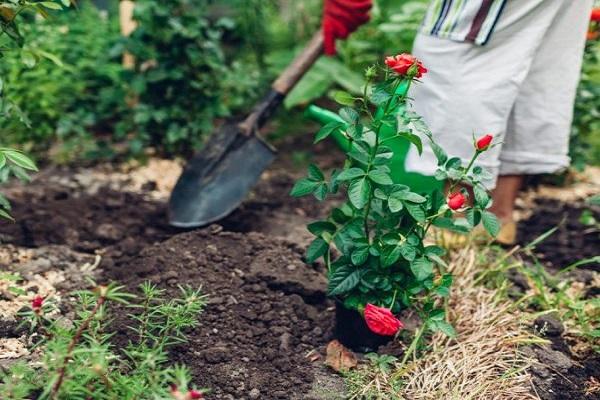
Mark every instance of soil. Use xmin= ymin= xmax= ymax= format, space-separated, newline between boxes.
xmin=518 ymin=198 xmax=600 ymax=272
xmin=0 ymin=132 xmax=599 ymax=399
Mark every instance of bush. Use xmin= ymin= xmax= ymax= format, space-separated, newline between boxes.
xmin=0 ymin=1 xmax=128 ymax=161
xmin=120 ymin=0 xmax=262 ymax=156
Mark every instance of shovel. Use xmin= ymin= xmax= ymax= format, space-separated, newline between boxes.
xmin=168 ymin=32 xmax=323 ymax=227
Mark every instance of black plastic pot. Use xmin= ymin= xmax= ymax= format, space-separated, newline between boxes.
xmin=334 ymin=302 xmax=393 ymax=352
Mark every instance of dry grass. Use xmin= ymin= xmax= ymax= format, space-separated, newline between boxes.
xmin=398 ymin=246 xmax=541 ymax=400
xmin=348 ymin=245 xmax=542 ymax=400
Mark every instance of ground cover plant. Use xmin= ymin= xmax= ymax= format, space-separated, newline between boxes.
xmin=291 ymin=53 xmax=500 ymax=353
xmin=0 ymin=282 xmax=207 ymax=399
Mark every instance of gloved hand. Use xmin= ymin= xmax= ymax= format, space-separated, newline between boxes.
xmin=322 ymin=0 xmax=372 ymax=55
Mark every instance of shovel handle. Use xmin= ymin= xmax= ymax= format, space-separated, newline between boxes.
xmin=272 ymin=31 xmax=324 ymax=95
xmin=239 ymin=31 xmax=323 ymax=135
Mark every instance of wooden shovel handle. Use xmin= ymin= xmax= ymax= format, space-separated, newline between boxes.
xmin=272 ymin=31 xmax=324 ymax=95
xmin=239 ymin=31 xmax=323 ymax=135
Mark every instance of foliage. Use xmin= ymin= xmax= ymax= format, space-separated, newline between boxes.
xmin=0 ymin=1 xmax=128 ymax=160
xmin=0 ymin=147 xmax=37 ymax=219
xmin=291 ymin=58 xmax=498 ymax=342
xmin=119 ymin=0 xmax=262 ymax=156
xmin=0 ymin=282 xmax=208 ymax=399
xmin=570 ymin=36 xmax=600 ymax=169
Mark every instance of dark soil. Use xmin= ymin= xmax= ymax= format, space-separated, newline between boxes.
xmin=105 ymin=227 xmax=335 ymax=399
xmin=518 ymin=198 xmax=600 ymax=272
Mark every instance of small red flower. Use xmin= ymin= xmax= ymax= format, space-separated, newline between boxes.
xmin=31 ymin=295 xmax=44 ymax=312
xmin=384 ymin=53 xmax=427 ymax=78
xmin=364 ymin=303 xmax=403 ymax=336
xmin=187 ymin=390 xmax=203 ymax=400
xmin=591 ymin=8 xmax=600 ymax=22
xmin=476 ymin=134 xmax=493 ymax=151
xmin=447 ymin=192 xmax=466 ymax=210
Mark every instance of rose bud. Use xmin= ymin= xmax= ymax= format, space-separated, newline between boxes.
xmin=187 ymin=390 xmax=203 ymax=400
xmin=476 ymin=134 xmax=493 ymax=151
xmin=384 ymin=53 xmax=427 ymax=78
xmin=447 ymin=192 xmax=466 ymax=210
xmin=31 ymin=295 xmax=44 ymax=313
xmin=364 ymin=303 xmax=403 ymax=336
xmin=591 ymin=8 xmax=600 ymax=22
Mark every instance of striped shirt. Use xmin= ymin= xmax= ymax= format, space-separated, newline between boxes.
xmin=420 ymin=0 xmax=508 ymax=45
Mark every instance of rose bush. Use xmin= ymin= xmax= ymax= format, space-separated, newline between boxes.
xmin=291 ymin=54 xmax=498 ymax=348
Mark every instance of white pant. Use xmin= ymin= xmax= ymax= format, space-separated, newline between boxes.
xmin=406 ymin=0 xmax=592 ymax=188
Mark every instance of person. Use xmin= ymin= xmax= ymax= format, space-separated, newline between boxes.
xmin=322 ymin=0 xmax=593 ymax=245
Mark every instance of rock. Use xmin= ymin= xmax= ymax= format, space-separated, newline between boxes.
xmin=279 ymin=332 xmax=291 ymax=351
xmin=248 ymin=389 xmax=260 ymax=399
xmin=534 ymin=315 xmax=564 ymax=337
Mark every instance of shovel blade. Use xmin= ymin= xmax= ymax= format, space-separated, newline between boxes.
xmin=168 ymin=126 xmax=276 ymax=228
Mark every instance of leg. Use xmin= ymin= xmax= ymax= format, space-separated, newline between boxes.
xmin=489 ymin=175 xmax=523 ymax=223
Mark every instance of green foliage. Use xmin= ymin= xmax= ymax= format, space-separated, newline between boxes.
xmin=120 ymin=0 xmax=262 ymax=155
xmin=0 ymin=2 xmax=128 ymax=160
xmin=291 ymin=59 xmax=497 ymax=338
xmin=1 ymin=282 xmax=207 ymax=399
xmin=570 ymin=37 xmax=600 ymax=169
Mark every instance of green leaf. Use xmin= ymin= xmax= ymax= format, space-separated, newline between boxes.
xmin=306 ymin=238 xmax=329 ymax=263
xmin=348 ymin=177 xmax=371 ymax=209
xmin=410 ymin=257 xmax=433 ymax=281
xmin=328 ymin=265 xmax=362 ymax=295
xmin=404 ymin=202 xmax=426 ymax=222
xmin=430 ymin=141 xmax=448 ymax=166
xmin=308 ymin=164 xmax=324 ymax=180
xmin=40 ymin=1 xmax=63 ymax=10
xmin=465 ymin=208 xmax=481 ymax=227
xmin=430 ymin=320 xmax=456 ymax=338
xmin=400 ymin=245 xmax=416 ymax=261
xmin=388 ymin=196 xmax=403 ymax=213
xmin=336 ymin=167 xmax=365 ymax=181
xmin=351 ymin=245 xmax=370 ymax=266
xmin=397 ymin=131 xmax=423 ymax=155
xmin=481 ymin=211 xmax=501 ymax=237
xmin=474 ymin=185 xmax=490 ymax=209
xmin=0 ymin=208 xmax=14 ymax=220
xmin=348 ymin=142 xmax=370 ymax=164
xmin=290 ymin=178 xmax=319 ymax=197
xmin=332 ymin=90 xmax=356 ymax=106
xmin=392 ymin=190 xmax=426 ymax=203
xmin=368 ymin=169 xmax=393 ymax=185
xmin=3 ymin=150 xmax=37 ymax=171
xmin=313 ymin=183 xmax=328 ymax=201
xmin=370 ymin=83 xmax=392 ymax=106
xmin=0 ymin=153 xmax=5 ymax=170
xmin=314 ymin=122 xmax=343 ymax=143
xmin=339 ymin=107 xmax=359 ymax=124
xmin=307 ymin=221 xmax=336 ymax=236
xmin=381 ymin=245 xmax=402 ymax=267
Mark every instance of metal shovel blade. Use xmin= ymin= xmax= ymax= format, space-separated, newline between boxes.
xmin=168 ymin=124 xmax=276 ymax=228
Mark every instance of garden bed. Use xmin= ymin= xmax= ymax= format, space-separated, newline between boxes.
xmin=1 ymin=134 xmax=599 ymax=399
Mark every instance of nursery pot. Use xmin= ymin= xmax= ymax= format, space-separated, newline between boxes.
xmin=335 ymin=302 xmax=393 ymax=352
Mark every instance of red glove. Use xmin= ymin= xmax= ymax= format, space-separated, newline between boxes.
xmin=322 ymin=0 xmax=372 ymax=55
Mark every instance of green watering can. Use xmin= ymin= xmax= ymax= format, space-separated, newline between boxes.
xmin=304 ymin=82 xmax=443 ymax=193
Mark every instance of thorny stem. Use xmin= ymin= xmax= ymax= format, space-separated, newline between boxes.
xmin=50 ymin=295 xmax=106 ymax=399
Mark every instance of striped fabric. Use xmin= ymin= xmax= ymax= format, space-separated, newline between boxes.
xmin=420 ymin=0 xmax=507 ymax=45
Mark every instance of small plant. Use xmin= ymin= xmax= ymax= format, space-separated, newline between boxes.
xmin=291 ymin=54 xmax=498 ymax=353
xmin=0 ymin=282 xmax=208 ymax=399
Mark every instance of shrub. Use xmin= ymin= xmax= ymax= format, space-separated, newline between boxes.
xmin=119 ymin=0 xmax=261 ymax=156
xmin=291 ymin=55 xmax=498 ymax=352
xmin=0 ymin=1 xmax=128 ymax=161
xmin=0 ymin=282 xmax=208 ymax=399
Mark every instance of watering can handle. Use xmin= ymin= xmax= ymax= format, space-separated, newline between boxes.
xmin=239 ymin=32 xmax=323 ymax=135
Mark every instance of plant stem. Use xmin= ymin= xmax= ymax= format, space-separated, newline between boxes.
xmin=400 ymin=323 xmax=426 ymax=367
xmin=50 ymin=295 xmax=106 ymax=399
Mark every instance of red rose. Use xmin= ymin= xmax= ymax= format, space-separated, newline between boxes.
xmin=31 ymin=295 xmax=44 ymax=311
xmin=591 ymin=8 xmax=600 ymax=22
xmin=475 ymin=134 xmax=493 ymax=151
xmin=384 ymin=53 xmax=427 ymax=78
xmin=364 ymin=303 xmax=403 ymax=336
xmin=447 ymin=192 xmax=465 ymax=210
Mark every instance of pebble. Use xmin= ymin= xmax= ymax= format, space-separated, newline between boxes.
xmin=248 ymin=388 xmax=260 ymax=399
